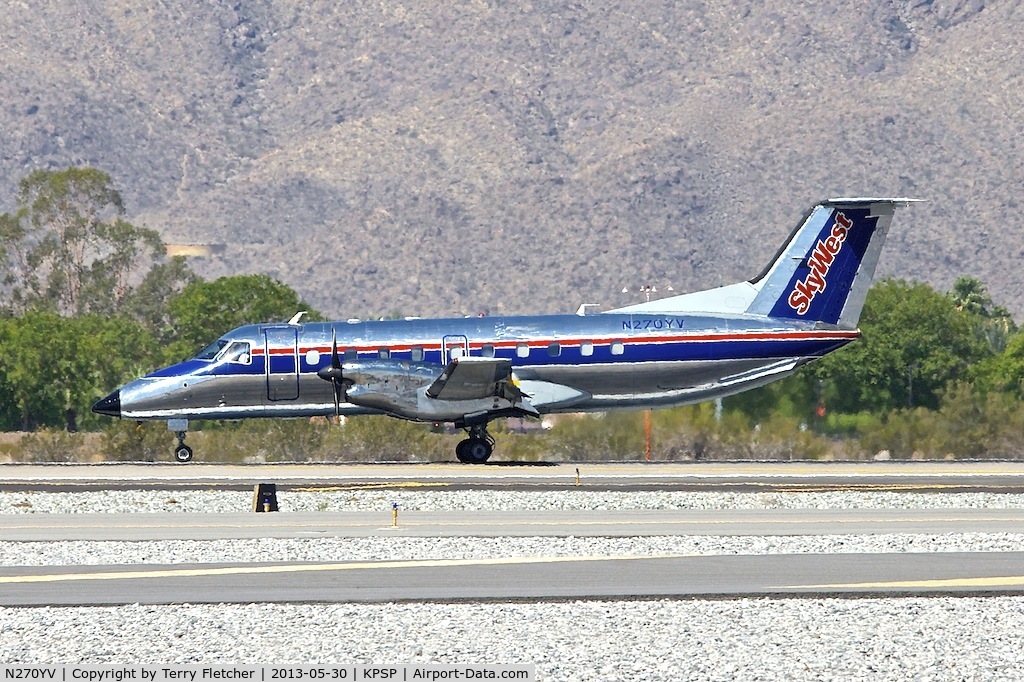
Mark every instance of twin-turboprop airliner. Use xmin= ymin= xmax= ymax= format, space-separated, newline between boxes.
xmin=93 ymin=198 xmax=915 ymax=463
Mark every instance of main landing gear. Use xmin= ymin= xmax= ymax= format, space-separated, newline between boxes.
xmin=455 ymin=423 xmax=494 ymax=464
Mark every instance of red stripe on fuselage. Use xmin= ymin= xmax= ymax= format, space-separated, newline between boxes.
xmin=251 ymin=329 xmax=859 ymax=355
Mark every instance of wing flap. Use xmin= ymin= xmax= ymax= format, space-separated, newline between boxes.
xmin=425 ymin=357 xmax=524 ymax=402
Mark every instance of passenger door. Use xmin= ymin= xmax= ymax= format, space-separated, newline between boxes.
xmin=264 ymin=327 xmax=299 ymax=401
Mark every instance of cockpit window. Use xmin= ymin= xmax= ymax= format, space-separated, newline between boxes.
xmin=222 ymin=341 xmax=251 ymax=364
xmin=195 ymin=339 xmax=229 ymax=360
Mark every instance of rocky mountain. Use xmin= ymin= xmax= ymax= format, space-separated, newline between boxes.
xmin=2 ymin=0 xmax=1022 ymax=319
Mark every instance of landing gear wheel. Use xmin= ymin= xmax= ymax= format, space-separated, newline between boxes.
xmin=173 ymin=429 xmax=193 ymax=463
xmin=174 ymin=444 xmax=194 ymax=463
xmin=456 ymin=437 xmax=492 ymax=464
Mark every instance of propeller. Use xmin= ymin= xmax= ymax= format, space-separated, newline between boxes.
xmin=317 ymin=329 xmax=347 ymax=415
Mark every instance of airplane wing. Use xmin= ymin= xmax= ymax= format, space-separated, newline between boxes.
xmin=425 ymin=356 xmax=526 ymax=402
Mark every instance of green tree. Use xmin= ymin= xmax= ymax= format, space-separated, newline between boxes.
xmin=166 ymin=275 xmax=322 ymax=360
xmin=949 ymin=276 xmax=994 ymax=316
xmin=0 ymin=167 xmax=192 ymax=318
xmin=723 ymin=372 xmax=817 ymax=424
xmin=973 ymin=330 xmax=1024 ymax=398
xmin=121 ymin=256 xmax=197 ymax=339
xmin=948 ymin=275 xmax=1016 ymax=354
xmin=812 ymin=279 xmax=989 ymax=414
xmin=0 ymin=313 xmax=160 ymax=431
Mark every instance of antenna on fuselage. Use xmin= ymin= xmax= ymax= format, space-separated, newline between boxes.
xmin=288 ymin=311 xmax=307 ymax=325
xmin=621 ymin=284 xmax=674 ymax=302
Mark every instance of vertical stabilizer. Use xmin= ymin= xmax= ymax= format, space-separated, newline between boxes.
xmin=610 ymin=198 xmax=916 ymax=329
xmin=747 ymin=198 xmax=913 ymax=328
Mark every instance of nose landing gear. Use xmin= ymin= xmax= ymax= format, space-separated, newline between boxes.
xmin=168 ymin=419 xmax=193 ymax=463
xmin=174 ymin=432 xmax=194 ymax=463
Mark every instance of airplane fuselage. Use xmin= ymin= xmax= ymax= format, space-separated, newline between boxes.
xmin=111 ymin=311 xmax=857 ymax=423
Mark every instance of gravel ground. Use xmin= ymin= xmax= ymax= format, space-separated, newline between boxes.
xmin=2 ymin=489 xmax=1023 ymax=679
xmin=1 ymin=533 xmax=1023 ymax=566
xmin=3 ymin=489 xmax=1024 ymax=514
xmin=3 ymin=599 xmax=1024 ymax=680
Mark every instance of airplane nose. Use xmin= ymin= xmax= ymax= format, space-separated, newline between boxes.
xmin=92 ymin=390 xmax=121 ymax=418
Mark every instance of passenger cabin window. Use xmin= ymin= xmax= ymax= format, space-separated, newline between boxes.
xmin=304 ymin=349 xmax=320 ymax=366
xmin=411 ymin=346 xmax=424 ymax=361
xmin=223 ymin=341 xmax=252 ymax=365
xmin=611 ymin=341 xmax=625 ymax=355
xmin=547 ymin=342 xmax=561 ymax=357
xmin=481 ymin=344 xmax=495 ymax=358
xmin=196 ymin=339 xmax=228 ymax=360
xmin=378 ymin=348 xmax=390 ymax=359
xmin=580 ymin=342 xmax=594 ymax=357
xmin=516 ymin=343 xmax=530 ymax=358
xmin=344 ymin=349 xmax=357 ymax=361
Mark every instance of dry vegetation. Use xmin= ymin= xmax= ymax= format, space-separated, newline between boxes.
xmin=1 ymin=1 xmax=1023 ymax=319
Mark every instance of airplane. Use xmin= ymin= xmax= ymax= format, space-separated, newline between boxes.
xmin=93 ymin=198 xmax=915 ymax=463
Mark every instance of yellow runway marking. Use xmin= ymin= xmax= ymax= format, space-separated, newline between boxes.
xmin=0 ymin=554 xmax=679 ymax=585
xmin=292 ymin=482 xmax=448 ymax=491
xmin=783 ymin=576 xmax=1024 ymax=589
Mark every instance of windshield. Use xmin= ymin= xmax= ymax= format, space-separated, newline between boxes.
xmin=195 ymin=339 xmax=229 ymax=360
xmin=222 ymin=341 xmax=251 ymax=364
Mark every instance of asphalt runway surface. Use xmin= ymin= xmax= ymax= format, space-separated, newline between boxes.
xmin=4 ymin=460 xmax=1024 ymax=492
xmin=3 ymin=461 xmax=1024 ymax=606
xmin=3 ymin=553 xmax=1024 ymax=606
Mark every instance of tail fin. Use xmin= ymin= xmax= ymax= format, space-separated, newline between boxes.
xmin=610 ymin=198 xmax=916 ymax=328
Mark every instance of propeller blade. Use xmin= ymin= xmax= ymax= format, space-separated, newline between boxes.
xmin=315 ymin=328 xmax=345 ymax=416
xmin=331 ymin=329 xmax=342 ymax=370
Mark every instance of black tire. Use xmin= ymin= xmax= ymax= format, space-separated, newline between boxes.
xmin=455 ymin=439 xmax=473 ymax=463
xmin=174 ymin=444 xmax=194 ymax=463
xmin=463 ymin=437 xmax=492 ymax=464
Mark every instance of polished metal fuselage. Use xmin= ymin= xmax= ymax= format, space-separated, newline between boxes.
xmin=115 ymin=311 xmax=857 ymax=422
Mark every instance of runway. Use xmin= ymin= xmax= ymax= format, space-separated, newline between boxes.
xmin=2 ymin=461 xmax=1024 ymax=606
xmin=2 ymin=552 xmax=1024 ymax=606
xmin=5 ymin=460 xmax=1024 ymax=492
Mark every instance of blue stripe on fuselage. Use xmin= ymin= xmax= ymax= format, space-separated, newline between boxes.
xmin=181 ymin=317 xmax=856 ymax=379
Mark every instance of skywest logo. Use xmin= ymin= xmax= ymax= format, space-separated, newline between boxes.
xmin=787 ymin=212 xmax=853 ymax=315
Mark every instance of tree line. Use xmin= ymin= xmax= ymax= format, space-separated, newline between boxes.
xmin=2 ymin=166 xmax=1023 ymax=459
xmin=0 ymin=167 xmax=318 ymax=432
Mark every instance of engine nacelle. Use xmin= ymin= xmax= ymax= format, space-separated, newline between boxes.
xmin=342 ymin=359 xmax=438 ymax=418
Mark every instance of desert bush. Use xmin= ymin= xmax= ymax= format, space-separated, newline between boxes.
xmin=542 ymin=412 xmax=645 ymax=461
xmin=853 ymin=383 xmax=1024 ymax=459
xmin=329 ymin=416 xmax=456 ymax=461
xmin=100 ymin=420 xmax=170 ymax=461
xmin=17 ymin=429 xmax=90 ymax=462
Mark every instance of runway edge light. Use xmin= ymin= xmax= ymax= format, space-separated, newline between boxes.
xmin=253 ymin=483 xmax=279 ymax=512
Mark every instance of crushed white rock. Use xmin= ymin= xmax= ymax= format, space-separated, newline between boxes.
xmin=3 ymin=489 xmax=1024 ymax=514
xmin=1 ymin=533 xmax=1023 ymax=566
xmin=3 ymin=488 xmax=1023 ymax=679
xmin=2 ymin=599 xmax=1024 ymax=680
